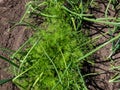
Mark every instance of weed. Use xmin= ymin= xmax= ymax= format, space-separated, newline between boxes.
xmin=12 ymin=0 xmax=93 ymax=90
xmin=0 ymin=0 xmax=120 ymax=89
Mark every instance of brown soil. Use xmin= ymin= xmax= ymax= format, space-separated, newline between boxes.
xmin=0 ymin=0 xmax=120 ymax=90
xmin=0 ymin=0 xmax=32 ymax=90
xmin=84 ymin=0 xmax=120 ymax=90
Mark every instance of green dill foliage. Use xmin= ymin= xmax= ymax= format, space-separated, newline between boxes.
xmin=13 ymin=1 xmax=92 ymax=90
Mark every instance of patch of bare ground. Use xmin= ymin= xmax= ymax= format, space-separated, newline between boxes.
xmin=83 ymin=0 xmax=120 ymax=90
xmin=0 ymin=0 xmax=32 ymax=90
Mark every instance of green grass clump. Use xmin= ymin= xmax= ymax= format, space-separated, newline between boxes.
xmin=1 ymin=0 xmax=120 ymax=89
xmin=12 ymin=1 xmax=93 ymax=90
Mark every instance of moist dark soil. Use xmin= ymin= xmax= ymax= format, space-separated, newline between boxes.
xmin=0 ymin=0 xmax=120 ymax=90
xmin=0 ymin=0 xmax=32 ymax=90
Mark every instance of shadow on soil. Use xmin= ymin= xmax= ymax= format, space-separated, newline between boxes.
xmin=81 ymin=0 xmax=120 ymax=89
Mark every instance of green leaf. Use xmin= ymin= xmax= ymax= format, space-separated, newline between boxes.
xmin=0 ymin=55 xmax=19 ymax=68
xmin=0 ymin=78 xmax=13 ymax=85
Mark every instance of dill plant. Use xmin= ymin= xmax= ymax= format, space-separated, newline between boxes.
xmin=12 ymin=0 xmax=93 ymax=90
xmin=0 ymin=0 xmax=120 ymax=89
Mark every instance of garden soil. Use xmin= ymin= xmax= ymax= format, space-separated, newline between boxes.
xmin=0 ymin=0 xmax=32 ymax=90
xmin=85 ymin=0 xmax=120 ymax=90
xmin=0 ymin=0 xmax=120 ymax=90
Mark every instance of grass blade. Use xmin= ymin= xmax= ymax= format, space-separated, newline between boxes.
xmin=0 ymin=78 xmax=13 ymax=85
xmin=78 ymin=33 xmax=120 ymax=61
xmin=109 ymin=73 xmax=120 ymax=82
xmin=0 ymin=55 xmax=19 ymax=68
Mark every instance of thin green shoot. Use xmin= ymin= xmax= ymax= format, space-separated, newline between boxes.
xmin=78 ymin=32 xmax=120 ymax=61
xmin=77 ymin=65 xmax=88 ymax=90
xmin=109 ymin=73 xmax=120 ymax=82
xmin=51 ymin=62 xmax=72 ymax=90
xmin=32 ymin=72 xmax=43 ymax=87
xmin=13 ymin=65 xmax=33 ymax=82
xmin=105 ymin=0 xmax=112 ymax=18
xmin=0 ymin=78 xmax=13 ymax=85
xmin=11 ymin=37 xmax=31 ymax=59
xmin=41 ymin=45 xmax=63 ymax=85
xmin=62 ymin=6 xmax=120 ymax=26
xmin=0 ymin=55 xmax=19 ymax=68
xmin=18 ymin=37 xmax=41 ymax=73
